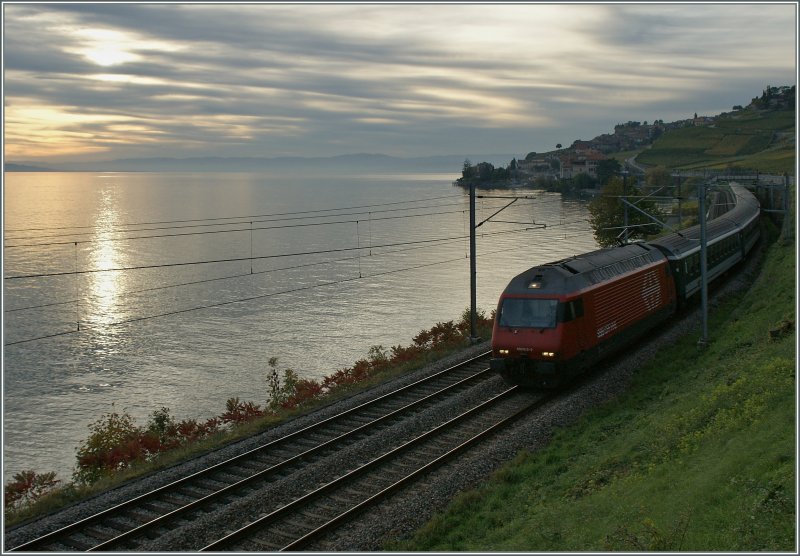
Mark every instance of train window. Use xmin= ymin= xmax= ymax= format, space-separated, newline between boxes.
xmin=499 ymin=298 xmax=558 ymax=329
xmin=559 ymin=299 xmax=584 ymax=323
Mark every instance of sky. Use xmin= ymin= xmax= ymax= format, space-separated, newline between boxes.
xmin=2 ymin=2 xmax=797 ymax=164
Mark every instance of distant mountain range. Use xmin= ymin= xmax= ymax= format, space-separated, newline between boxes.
xmin=5 ymin=153 xmax=517 ymax=173
xmin=5 ymin=163 xmax=57 ymax=172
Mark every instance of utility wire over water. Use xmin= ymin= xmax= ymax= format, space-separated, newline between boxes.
xmin=3 ymin=171 xmax=598 ymax=482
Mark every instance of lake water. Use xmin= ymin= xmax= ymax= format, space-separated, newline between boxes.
xmin=3 ymin=171 xmax=598 ymax=482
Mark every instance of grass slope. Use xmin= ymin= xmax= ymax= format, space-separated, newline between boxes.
xmin=393 ymin=228 xmax=795 ymax=552
xmin=637 ymin=108 xmax=795 ymax=174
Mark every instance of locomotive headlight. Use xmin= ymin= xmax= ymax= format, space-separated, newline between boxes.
xmin=498 ymin=349 xmax=510 ymax=355
xmin=542 ymin=351 xmax=556 ymax=358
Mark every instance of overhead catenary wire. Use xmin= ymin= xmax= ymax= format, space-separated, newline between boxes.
xmin=4 ymin=227 xmax=541 ymax=281
xmin=5 ymin=223 xmax=586 ymax=347
xmin=5 ymin=192 xmax=571 ymax=241
xmin=3 ymin=201 xmax=537 ymax=249
xmin=5 ymin=236 xmax=474 ymax=313
xmin=3 ymin=201 xmax=476 ymax=242
xmin=4 ymin=251 xmax=475 ymax=347
xmin=3 ymin=193 xmax=467 ymax=234
xmin=6 ymin=207 xmax=589 ymax=301
xmin=5 ymin=187 xmax=594 ymax=347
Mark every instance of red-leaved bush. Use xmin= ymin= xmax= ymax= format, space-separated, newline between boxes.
xmin=4 ymin=470 xmax=60 ymax=510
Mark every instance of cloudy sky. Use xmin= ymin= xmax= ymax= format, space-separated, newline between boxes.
xmin=3 ymin=2 xmax=797 ymax=164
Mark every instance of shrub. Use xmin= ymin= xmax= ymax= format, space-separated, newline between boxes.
xmin=281 ymin=378 xmax=324 ymax=409
xmin=147 ymin=406 xmax=176 ymax=441
xmin=222 ymin=397 xmax=267 ymax=424
xmin=73 ymin=408 xmax=147 ymax=484
xmin=74 ymin=405 xmax=228 ymax=485
xmin=4 ymin=470 xmax=60 ymax=511
xmin=266 ymin=358 xmax=318 ymax=410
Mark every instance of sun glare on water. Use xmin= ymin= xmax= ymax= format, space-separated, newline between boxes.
xmin=87 ymin=190 xmax=126 ymax=328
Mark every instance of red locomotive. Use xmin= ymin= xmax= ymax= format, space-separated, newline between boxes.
xmin=490 ymin=184 xmax=760 ymax=387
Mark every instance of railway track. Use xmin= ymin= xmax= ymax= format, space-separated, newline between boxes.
xmin=202 ymin=386 xmax=546 ymax=552
xmin=10 ymin=351 xmax=499 ymax=552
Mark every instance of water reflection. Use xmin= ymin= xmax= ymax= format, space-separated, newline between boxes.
xmin=86 ymin=189 xmax=123 ymax=328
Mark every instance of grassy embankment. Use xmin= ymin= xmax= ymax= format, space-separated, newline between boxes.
xmin=392 ymin=222 xmax=795 ymax=551
xmin=636 ymin=108 xmax=795 ymax=175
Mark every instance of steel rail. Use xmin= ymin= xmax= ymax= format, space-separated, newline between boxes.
xmin=87 ymin=365 xmax=495 ymax=551
xmin=280 ymin=386 xmax=550 ymax=551
xmin=200 ymin=386 xmax=532 ymax=551
xmin=9 ymin=350 xmax=491 ymax=552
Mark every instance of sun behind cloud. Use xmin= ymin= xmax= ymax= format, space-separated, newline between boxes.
xmin=65 ymin=27 xmax=182 ymax=67
xmin=67 ymin=29 xmax=141 ymax=67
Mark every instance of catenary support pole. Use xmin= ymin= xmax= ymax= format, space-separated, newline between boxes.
xmin=622 ymin=170 xmax=629 ymax=243
xmin=698 ymin=183 xmax=709 ymax=347
xmin=469 ymin=180 xmax=478 ymax=343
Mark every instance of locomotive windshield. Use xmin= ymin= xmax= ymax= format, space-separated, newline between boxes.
xmin=498 ymin=298 xmax=558 ymax=329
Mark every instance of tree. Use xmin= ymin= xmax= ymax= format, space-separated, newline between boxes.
xmin=476 ymin=161 xmax=494 ymax=181
xmin=462 ymin=159 xmax=475 ymax=180
xmin=588 ymin=177 xmax=666 ymax=247
xmin=556 ymin=143 xmax=562 ymax=149
xmin=645 ymin=165 xmax=672 ymax=190
xmin=525 ymin=151 xmax=537 ymax=161
xmin=572 ymin=172 xmax=596 ymax=191
xmin=596 ymin=158 xmax=622 ymax=186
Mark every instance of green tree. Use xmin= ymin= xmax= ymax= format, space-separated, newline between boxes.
xmin=588 ymin=177 xmax=666 ymax=247
xmin=462 ymin=159 xmax=475 ymax=180
xmin=645 ymin=165 xmax=672 ymax=190
xmin=596 ymin=158 xmax=622 ymax=186
xmin=476 ymin=161 xmax=495 ymax=181
xmin=572 ymin=172 xmax=596 ymax=190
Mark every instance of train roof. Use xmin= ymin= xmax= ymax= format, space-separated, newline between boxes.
xmin=503 ymin=242 xmax=666 ymax=296
xmin=501 ymin=185 xmax=759 ymax=296
xmin=647 ymin=184 xmax=760 ymax=258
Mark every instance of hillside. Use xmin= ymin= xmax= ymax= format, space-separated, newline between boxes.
xmin=636 ymin=107 xmax=795 ymax=174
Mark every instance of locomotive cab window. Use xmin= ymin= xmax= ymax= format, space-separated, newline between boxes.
xmin=559 ymin=298 xmax=584 ymax=322
xmin=499 ymin=298 xmax=558 ymax=329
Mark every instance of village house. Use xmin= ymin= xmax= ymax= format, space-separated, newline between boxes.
xmin=517 ymin=154 xmax=560 ymax=178
xmin=558 ymin=148 xmax=606 ymax=179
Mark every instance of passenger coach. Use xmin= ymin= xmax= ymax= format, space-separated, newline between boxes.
xmin=648 ymin=186 xmax=760 ymax=302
